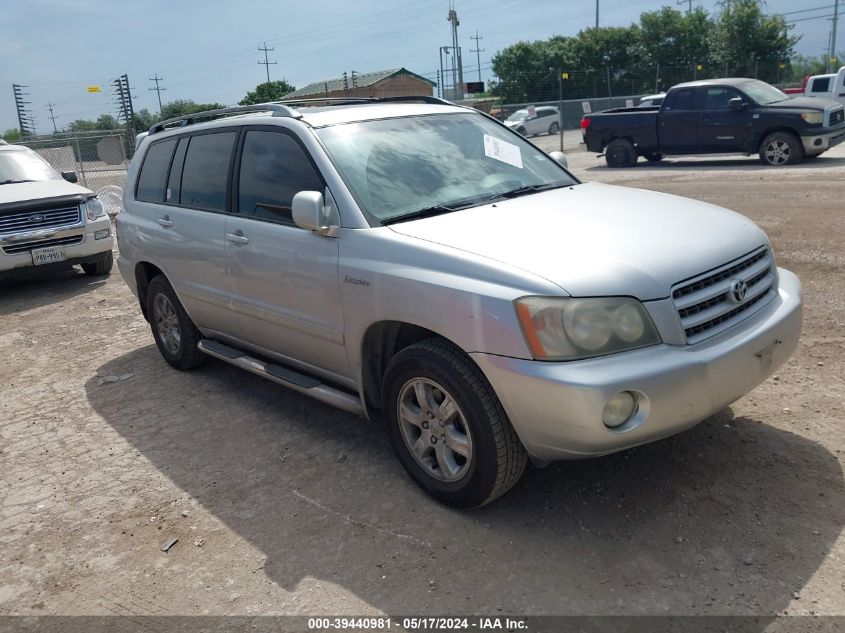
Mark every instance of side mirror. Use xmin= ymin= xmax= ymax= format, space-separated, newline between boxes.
xmin=61 ymin=170 xmax=78 ymax=183
xmin=728 ymin=97 xmax=747 ymax=111
xmin=292 ymin=191 xmax=329 ymax=233
xmin=549 ymin=151 xmax=569 ymax=169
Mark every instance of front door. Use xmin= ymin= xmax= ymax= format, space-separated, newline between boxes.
xmin=224 ymin=127 xmax=349 ymax=379
xmin=697 ymin=86 xmax=753 ymax=152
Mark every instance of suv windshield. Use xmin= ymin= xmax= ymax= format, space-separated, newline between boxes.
xmin=741 ymin=80 xmax=788 ymax=105
xmin=316 ymin=113 xmax=577 ymax=224
xmin=0 ymin=148 xmax=61 ymax=184
xmin=505 ymin=111 xmax=528 ymax=122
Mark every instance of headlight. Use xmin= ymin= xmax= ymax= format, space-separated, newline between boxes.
xmin=83 ymin=197 xmax=106 ymax=221
xmin=800 ymin=112 xmax=823 ymax=125
xmin=515 ymin=296 xmax=661 ymax=360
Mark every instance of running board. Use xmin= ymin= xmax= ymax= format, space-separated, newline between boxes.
xmin=197 ymin=339 xmax=365 ymax=416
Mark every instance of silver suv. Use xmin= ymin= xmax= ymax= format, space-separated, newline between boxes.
xmin=117 ymin=97 xmax=802 ymax=507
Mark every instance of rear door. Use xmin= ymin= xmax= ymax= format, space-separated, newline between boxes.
xmin=143 ymin=130 xmax=237 ymax=333
xmin=658 ymin=87 xmax=701 ymax=153
xmin=224 ymin=126 xmax=348 ymax=378
xmin=697 ymin=86 xmax=753 ymax=152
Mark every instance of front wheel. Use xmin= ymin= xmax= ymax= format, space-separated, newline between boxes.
xmin=81 ymin=251 xmax=113 ymax=276
xmin=382 ymin=338 xmax=527 ymax=508
xmin=548 ymin=122 xmax=560 ymax=135
xmin=759 ymin=132 xmax=803 ymax=166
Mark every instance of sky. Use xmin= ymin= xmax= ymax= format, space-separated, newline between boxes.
xmin=1 ymin=0 xmax=837 ymax=133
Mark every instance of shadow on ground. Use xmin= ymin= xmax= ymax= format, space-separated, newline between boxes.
xmin=584 ymin=155 xmax=845 ymax=172
xmin=86 ymin=345 xmax=844 ymax=616
xmin=0 ymin=266 xmax=106 ymax=316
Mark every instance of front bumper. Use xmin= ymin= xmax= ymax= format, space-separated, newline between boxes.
xmin=801 ymin=124 xmax=845 ymax=154
xmin=472 ymin=268 xmax=802 ymax=461
xmin=0 ymin=216 xmax=113 ymax=274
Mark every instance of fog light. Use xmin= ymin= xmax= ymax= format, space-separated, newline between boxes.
xmin=602 ymin=391 xmax=637 ymax=428
xmin=94 ymin=228 xmax=110 ymax=240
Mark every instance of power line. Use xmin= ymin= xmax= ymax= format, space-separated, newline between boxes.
xmin=148 ymin=74 xmax=166 ymax=111
xmin=470 ymin=31 xmax=485 ymax=83
xmin=258 ymin=42 xmax=277 ymax=84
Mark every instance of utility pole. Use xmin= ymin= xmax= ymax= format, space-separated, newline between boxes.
xmin=676 ymin=0 xmax=692 ymax=14
xmin=46 ymin=102 xmax=59 ymax=133
xmin=12 ymin=84 xmax=36 ymax=138
xmin=112 ymin=74 xmax=135 ymax=126
xmin=447 ymin=3 xmax=463 ymax=99
xmin=595 ymin=0 xmax=599 ymax=28
xmin=470 ymin=31 xmax=484 ymax=82
xmin=830 ymin=0 xmax=840 ymax=73
xmin=148 ymin=74 xmax=166 ymax=112
xmin=257 ymin=42 xmax=277 ymax=84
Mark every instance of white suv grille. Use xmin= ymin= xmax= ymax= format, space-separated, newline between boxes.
xmin=672 ymin=247 xmax=777 ymax=344
xmin=0 ymin=204 xmax=81 ymax=235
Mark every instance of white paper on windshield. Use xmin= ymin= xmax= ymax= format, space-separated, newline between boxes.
xmin=484 ymin=134 xmax=523 ymax=169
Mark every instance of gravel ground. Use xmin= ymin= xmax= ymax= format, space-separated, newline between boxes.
xmin=1 ymin=138 xmax=843 ymax=623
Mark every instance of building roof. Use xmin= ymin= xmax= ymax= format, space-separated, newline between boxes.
xmin=285 ymin=68 xmax=436 ymax=99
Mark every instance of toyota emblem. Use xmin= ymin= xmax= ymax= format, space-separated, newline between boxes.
xmin=728 ymin=278 xmax=748 ymax=304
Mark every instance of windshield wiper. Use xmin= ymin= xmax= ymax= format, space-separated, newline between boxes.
xmin=0 ymin=179 xmax=34 ymax=185
xmin=496 ymin=182 xmax=570 ymax=200
xmin=381 ymin=204 xmax=460 ymax=225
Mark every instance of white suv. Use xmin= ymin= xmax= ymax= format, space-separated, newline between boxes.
xmin=0 ymin=141 xmax=113 ymax=278
xmin=117 ymin=98 xmax=801 ymax=507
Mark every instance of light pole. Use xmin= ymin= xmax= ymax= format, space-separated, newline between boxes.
xmin=603 ymin=54 xmax=612 ymax=110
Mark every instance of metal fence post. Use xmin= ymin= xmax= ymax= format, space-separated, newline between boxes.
xmin=73 ymin=138 xmax=87 ymax=188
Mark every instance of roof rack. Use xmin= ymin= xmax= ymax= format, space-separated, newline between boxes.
xmin=273 ymin=95 xmax=453 ymax=107
xmin=148 ymin=103 xmax=301 ymax=135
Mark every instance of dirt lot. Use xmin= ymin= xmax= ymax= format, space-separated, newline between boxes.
xmin=1 ymin=140 xmax=844 ymax=625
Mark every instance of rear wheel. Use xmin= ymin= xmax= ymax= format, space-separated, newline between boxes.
xmin=81 ymin=251 xmax=113 ymax=276
xmin=382 ymin=338 xmax=527 ymax=508
xmin=605 ymin=139 xmax=637 ymax=168
xmin=759 ymin=131 xmax=803 ymax=166
xmin=146 ymin=275 xmax=206 ymax=370
xmin=548 ymin=122 xmax=560 ymax=135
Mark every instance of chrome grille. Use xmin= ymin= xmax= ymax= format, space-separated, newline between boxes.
xmin=672 ymin=248 xmax=776 ymax=344
xmin=0 ymin=204 xmax=81 ymax=235
xmin=831 ymin=108 xmax=844 ymax=126
xmin=2 ymin=234 xmax=84 ymax=255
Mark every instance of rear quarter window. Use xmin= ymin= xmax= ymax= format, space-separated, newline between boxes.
xmin=136 ymin=139 xmax=177 ymax=203
xmin=811 ymin=77 xmax=831 ymax=93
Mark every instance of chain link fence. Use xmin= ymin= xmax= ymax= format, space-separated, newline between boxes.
xmin=19 ymin=129 xmax=135 ymax=217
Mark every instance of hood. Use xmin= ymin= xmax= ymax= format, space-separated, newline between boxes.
xmin=768 ymin=96 xmax=840 ymax=111
xmin=0 ymin=179 xmax=93 ymax=212
xmin=388 ymin=182 xmax=768 ymax=300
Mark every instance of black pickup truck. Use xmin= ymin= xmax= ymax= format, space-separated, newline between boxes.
xmin=582 ymin=78 xmax=845 ymax=167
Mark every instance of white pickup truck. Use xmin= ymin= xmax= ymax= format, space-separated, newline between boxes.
xmin=805 ymin=66 xmax=845 ymax=107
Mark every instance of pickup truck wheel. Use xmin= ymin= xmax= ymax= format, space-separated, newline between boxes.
xmin=548 ymin=122 xmax=560 ymax=135
xmin=760 ymin=132 xmax=803 ymax=166
xmin=605 ymin=139 xmax=637 ymax=168
xmin=382 ymin=338 xmax=527 ymax=508
xmin=146 ymin=275 xmax=206 ymax=370
xmin=81 ymin=251 xmax=113 ymax=276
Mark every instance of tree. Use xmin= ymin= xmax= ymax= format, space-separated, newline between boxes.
xmin=239 ymin=80 xmax=296 ymax=105
xmin=2 ymin=129 xmax=21 ymax=143
xmin=158 ymin=99 xmax=227 ymax=121
xmin=96 ymin=114 xmax=119 ymax=130
xmin=711 ymin=0 xmax=798 ymax=80
xmin=67 ymin=119 xmax=98 ymax=133
xmin=130 ymin=108 xmax=158 ymax=134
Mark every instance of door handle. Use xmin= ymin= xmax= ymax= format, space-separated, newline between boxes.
xmin=225 ymin=231 xmax=249 ymax=245
xmin=157 ymin=216 xmax=173 ymax=227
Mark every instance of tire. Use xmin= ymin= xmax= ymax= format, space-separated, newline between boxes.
xmin=516 ymin=126 xmax=527 ymax=136
xmin=81 ymin=251 xmax=113 ymax=276
xmin=145 ymin=275 xmax=206 ymax=370
xmin=605 ymin=139 xmax=637 ymax=168
xmin=382 ymin=337 xmax=527 ymax=508
xmin=645 ymin=152 xmax=663 ymax=162
xmin=759 ymin=131 xmax=803 ymax=166
xmin=548 ymin=122 xmax=560 ymax=135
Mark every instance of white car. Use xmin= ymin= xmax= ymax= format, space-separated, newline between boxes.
xmin=804 ymin=66 xmax=845 ymax=107
xmin=0 ymin=141 xmax=113 ymax=279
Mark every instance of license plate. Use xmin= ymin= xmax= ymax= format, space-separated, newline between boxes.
xmin=31 ymin=246 xmax=67 ymax=265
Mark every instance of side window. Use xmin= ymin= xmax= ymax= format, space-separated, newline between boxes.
xmin=237 ymin=130 xmax=324 ymax=225
xmin=811 ymin=77 xmax=831 ymax=93
xmin=703 ymin=87 xmax=741 ymax=110
xmin=136 ymin=139 xmax=177 ymax=203
xmin=665 ymin=88 xmax=698 ymax=110
xmin=165 ymin=137 xmax=189 ymax=204
xmin=180 ymin=131 xmax=237 ymax=211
